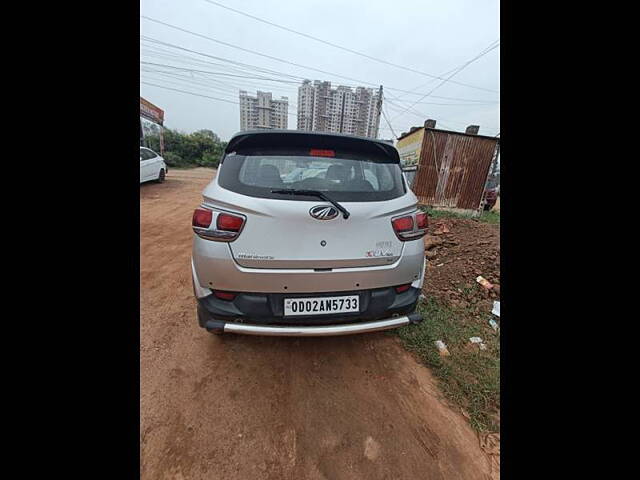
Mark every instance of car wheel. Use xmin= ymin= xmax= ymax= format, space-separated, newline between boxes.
xmin=157 ymin=169 xmax=165 ymax=183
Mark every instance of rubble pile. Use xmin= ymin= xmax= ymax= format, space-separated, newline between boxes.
xmin=422 ymin=218 xmax=500 ymax=315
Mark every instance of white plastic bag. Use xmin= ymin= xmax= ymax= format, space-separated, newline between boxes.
xmin=434 ymin=340 xmax=450 ymax=356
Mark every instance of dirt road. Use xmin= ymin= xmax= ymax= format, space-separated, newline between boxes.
xmin=140 ymin=168 xmax=497 ymax=479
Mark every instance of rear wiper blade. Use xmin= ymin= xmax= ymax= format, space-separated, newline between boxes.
xmin=271 ymin=189 xmax=350 ymax=219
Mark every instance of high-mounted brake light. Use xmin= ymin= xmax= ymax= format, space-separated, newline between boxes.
xmin=391 ymin=211 xmax=428 ymax=241
xmin=192 ymin=207 xmax=246 ymax=242
xmin=309 ymin=149 xmax=335 ymax=157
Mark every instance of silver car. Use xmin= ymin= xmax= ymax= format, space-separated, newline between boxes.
xmin=191 ymin=130 xmax=427 ymax=336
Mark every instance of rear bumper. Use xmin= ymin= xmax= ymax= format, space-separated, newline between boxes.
xmin=194 ymin=272 xmax=423 ymax=336
xmin=204 ymin=312 xmax=423 ymax=336
xmin=196 ymin=284 xmax=420 ymax=321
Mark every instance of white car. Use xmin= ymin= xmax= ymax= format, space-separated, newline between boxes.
xmin=140 ymin=147 xmax=167 ymax=184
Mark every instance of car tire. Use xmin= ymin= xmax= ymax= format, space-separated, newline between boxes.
xmin=157 ymin=169 xmax=165 ymax=183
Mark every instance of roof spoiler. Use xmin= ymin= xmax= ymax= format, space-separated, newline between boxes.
xmin=225 ymin=131 xmax=400 ymax=163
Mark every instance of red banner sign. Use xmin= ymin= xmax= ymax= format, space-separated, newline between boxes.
xmin=140 ymin=97 xmax=164 ymax=125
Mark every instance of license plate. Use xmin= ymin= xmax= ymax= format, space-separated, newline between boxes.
xmin=284 ymin=295 xmax=359 ymax=316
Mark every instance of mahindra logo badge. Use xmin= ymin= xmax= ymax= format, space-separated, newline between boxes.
xmin=309 ymin=205 xmax=339 ymax=220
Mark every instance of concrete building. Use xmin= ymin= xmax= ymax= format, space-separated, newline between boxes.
xmin=296 ymin=80 xmax=382 ymax=138
xmin=239 ymin=90 xmax=288 ymax=131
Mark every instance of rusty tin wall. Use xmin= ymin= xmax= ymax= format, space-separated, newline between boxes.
xmin=412 ymin=129 xmax=499 ymax=210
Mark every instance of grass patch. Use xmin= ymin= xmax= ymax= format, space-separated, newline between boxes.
xmin=395 ymin=297 xmax=500 ymax=432
xmin=420 ymin=206 xmax=500 ymax=225
xmin=478 ymin=210 xmax=500 ymax=224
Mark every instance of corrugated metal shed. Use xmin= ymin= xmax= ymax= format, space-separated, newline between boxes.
xmin=412 ymin=128 xmax=499 ymax=210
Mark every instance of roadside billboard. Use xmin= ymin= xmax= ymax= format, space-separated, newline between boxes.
xmin=396 ymin=128 xmax=424 ymax=167
xmin=140 ymin=97 xmax=164 ymax=125
xmin=140 ymin=97 xmax=165 ymax=154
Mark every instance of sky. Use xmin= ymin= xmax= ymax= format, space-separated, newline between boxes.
xmin=140 ymin=0 xmax=500 ymax=142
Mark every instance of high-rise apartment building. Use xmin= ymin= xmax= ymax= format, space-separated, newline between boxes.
xmin=296 ymin=80 xmax=382 ymax=138
xmin=239 ymin=90 xmax=288 ymax=131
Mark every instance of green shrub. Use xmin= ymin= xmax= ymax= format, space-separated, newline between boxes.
xmin=199 ymin=151 xmax=221 ymax=168
xmin=142 ymin=127 xmax=227 ymax=168
xmin=162 ymin=151 xmax=185 ymax=167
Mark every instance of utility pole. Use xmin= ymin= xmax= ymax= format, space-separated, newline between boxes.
xmin=374 ymin=85 xmax=383 ymax=139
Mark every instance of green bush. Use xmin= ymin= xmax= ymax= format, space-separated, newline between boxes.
xmin=162 ymin=152 xmax=184 ymax=167
xmin=142 ymin=127 xmax=227 ymax=168
xmin=199 ymin=151 xmax=221 ymax=168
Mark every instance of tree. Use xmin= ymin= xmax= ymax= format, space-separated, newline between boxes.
xmin=143 ymin=127 xmax=226 ymax=168
xmin=193 ymin=129 xmax=219 ymax=142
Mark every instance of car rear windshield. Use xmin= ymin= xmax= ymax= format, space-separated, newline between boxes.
xmin=218 ymin=150 xmax=406 ymax=202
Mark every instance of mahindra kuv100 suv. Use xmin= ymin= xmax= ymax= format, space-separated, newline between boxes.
xmin=191 ymin=130 xmax=427 ymax=336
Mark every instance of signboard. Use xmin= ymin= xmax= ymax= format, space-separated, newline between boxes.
xmin=396 ymin=128 xmax=424 ymax=167
xmin=140 ymin=97 xmax=164 ymax=125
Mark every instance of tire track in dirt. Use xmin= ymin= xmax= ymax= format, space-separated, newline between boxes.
xmin=140 ymin=168 xmax=497 ymax=480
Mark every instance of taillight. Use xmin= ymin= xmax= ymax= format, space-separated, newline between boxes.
xmin=192 ymin=207 xmax=246 ymax=242
xmin=395 ymin=284 xmax=411 ymax=293
xmin=392 ymin=211 xmax=428 ymax=241
xmin=217 ymin=213 xmax=244 ymax=232
xmin=392 ymin=216 xmax=414 ymax=232
xmin=213 ymin=290 xmax=236 ymax=301
xmin=416 ymin=212 xmax=428 ymax=229
xmin=192 ymin=208 xmax=213 ymax=228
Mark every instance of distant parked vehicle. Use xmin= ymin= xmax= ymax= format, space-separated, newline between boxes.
xmin=140 ymin=147 xmax=167 ymax=184
xmin=483 ymin=187 xmax=498 ymax=210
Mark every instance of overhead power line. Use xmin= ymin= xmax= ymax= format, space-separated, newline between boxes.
xmin=141 ymin=18 xmax=498 ymax=100
xmin=383 ymin=98 xmax=497 ymax=107
xmin=202 ymin=0 xmax=499 ymax=94
xmin=142 ymin=35 xmax=497 ymax=102
xmin=141 ymin=70 xmax=299 ymax=109
xmin=141 ymin=81 xmax=299 ymax=117
xmin=141 ymin=81 xmax=239 ymax=104
xmin=390 ymin=40 xmax=500 ymax=123
xmin=144 ymin=37 xmax=498 ymax=105
xmin=141 ymin=36 xmax=306 ymax=81
xmin=380 ymin=102 xmax=399 ymax=140
xmin=141 ymin=57 xmax=494 ymax=106
xmin=384 ymin=97 xmax=498 ymax=135
xmin=142 ymin=68 xmax=298 ymax=101
xmin=141 ymin=45 xmax=297 ymax=79
xmin=141 ymin=16 xmax=387 ymax=90
xmin=140 ymin=61 xmax=301 ymax=83
xmin=431 ymin=94 xmax=499 ymax=103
